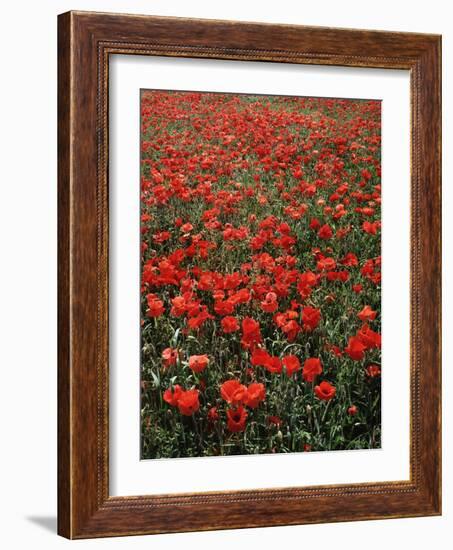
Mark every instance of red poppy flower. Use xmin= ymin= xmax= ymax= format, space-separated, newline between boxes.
xmin=344 ymin=336 xmax=366 ymax=360
xmin=314 ymin=380 xmax=336 ymax=401
xmin=240 ymin=317 xmax=262 ymax=349
xmin=152 ymin=231 xmax=171 ymax=243
xmin=303 ymin=357 xmax=323 ymax=382
xmin=163 ymin=385 xmax=183 ymax=407
xmin=230 ymin=288 xmax=251 ymax=305
xmin=276 ymin=312 xmax=301 ymax=342
xmin=358 ymin=305 xmax=377 ymax=322
xmin=348 ymin=405 xmax=358 ymax=415
xmin=170 ymin=296 xmax=187 ymax=317
xmin=220 ymin=380 xmax=247 ymax=405
xmin=161 ymin=347 xmax=178 ymax=367
xmin=263 ymin=355 xmax=283 ymax=374
xmin=318 ymin=224 xmax=333 ymax=239
xmin=298 ymin=271 xmax=318 ymax=298
xmin=214 ymin=299 xmax=235 ymax=316
xmin=357 ymin=323 xmax=381 ymax=349
xmin=146 ymin=293 xmax=165 ymax=317
xmin=260 ymin=292 xmax=278 ymax=313
xmin=244 ymin=383 xmax=266 ymax=408
xmin=251 ymin=347 xmax=272 ymax=367
xmin=309 ymin=218 xmax=321 ymax=230
xmin=180 ymin=222 xmax=193 ymax=233
xmin=302 ymin=306 xmax=321 ymax=331
xmin=221 ymin=315 xmax=239 ymax=333
xmin=282 ymin=355 xmax=301 ymax=376
xmin=188 ymin=354 xmax=209 ymax=373
xmin=187 ymin=306 xmax=214 ymax=330
xmin=226 ymin=406 xmax=248 ymax=432
xmin=362 ymin=221 xmax=379 ymax=234
xmin=177 ymin=389 xmax=200 ymax=415
xmin=316 ymin=257 xmax=336 ymax=271
xmin=340 ymin=252 xmax=358 ymax=266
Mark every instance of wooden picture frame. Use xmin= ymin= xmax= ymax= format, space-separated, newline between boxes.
xmin=58 ymin=10 xmax=441 ymax=539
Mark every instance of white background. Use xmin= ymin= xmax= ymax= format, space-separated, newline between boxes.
xmin=0 ymin=0 xmax=450 ymax=549
xmin=110 ymin=57 xmax=410 ymax=495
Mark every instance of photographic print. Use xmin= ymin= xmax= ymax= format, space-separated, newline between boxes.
xmin=140 ymin=90 xmax=382 ymax=460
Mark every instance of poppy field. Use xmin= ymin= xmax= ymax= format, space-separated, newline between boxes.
xmin=140 ymin=90 xmax=381 ymax=459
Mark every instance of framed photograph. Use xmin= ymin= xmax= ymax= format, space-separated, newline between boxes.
xmin=58 ymin=11 xmax=441 ymax=538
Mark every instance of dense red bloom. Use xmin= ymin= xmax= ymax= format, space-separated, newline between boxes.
xmin=226 ymin=406 xmax=248 ymax=432
xmin=357 ymin=323 xmax=381 ymax=349
xmin=141 ymin=91 xmax=382 ymax=457
xmin=281 ymin=319 xmax=301 ymax=342
xmin=283 ymin=355 xmax=301 ymax=376
xmin=163 ymin=385 xmax=183 ymax=407
xmin=170 ymin=295 xmax=187 ymax=317
xmin=214 ymin=299 xmax=235 ymax=316
xmin=344 ymin=336 xmax=366 ymax=360
xmin=340 ymin=252 xmax=359 ymax=266
xmin=314 ymin=380 xmax=336 ymax=401
xmin=274 ymin=310 xmax=301 ymax=342
xmin=358 ymin=305 xmax=377 ymax=321
xmin=362 ymin=221 xmax=379 ymax=235
xmin=187 ymin=306 xmax=214 ymax=330
xmin=299 ymin=271 xmax=318 ymax=288
xmin=318 ymin=224 xmax=333 ymax=239
xmin=146 ymin=293 xmax=165 ymax=317
xmin=302 ymin=306 xmax=321 ymax=331
xmin=188 ymin=354 xmax=209 ymax=373
xmin=260 ymin=292 xmax=278 ymax=313
xmin=161 ymin=347 xmax=178 ymax=367
xmin=251 ymin=347 xmax=272 ymax=367
xmin=263 ymin=355 xmax=283 ymax=374
xmin=221 ymin=315 xmax=239 ymax=333
xmin=303 ymin=357 xmax=323 ymax=382
xmin=309 ymin=218 xmax=321 ymax=230
xmin=326 ymin=270 xmax=349 ymax=282
xmin=230 ymin=288 xmax=251 ymax=305
xmin=177 ymin=389 xmax=200 ymax=415
xmin=153 ymin=231 xmax=171 ymax=243
xmin=317 ymin=257 xmax=336 ymax=271
xmin=361 ymin=168 xmax=372 ymax=181
xmin=298 ymin=270 xmax=318 ymax=298
xmin=240 ymin=317 xmax=262 ymax=349
xmin=244 ymin=383 xmax=266 ymax=408
xmin=220 ymin=380 xmax=247 ymax=405
xmin=180 ymin=222 xmax=194 ymax=233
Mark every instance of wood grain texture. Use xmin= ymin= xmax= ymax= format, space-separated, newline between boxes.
xmin=57 ymin=10 xmax=442 ymax=539
xmin=57 ymin=10 xmax=72 ymax=538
